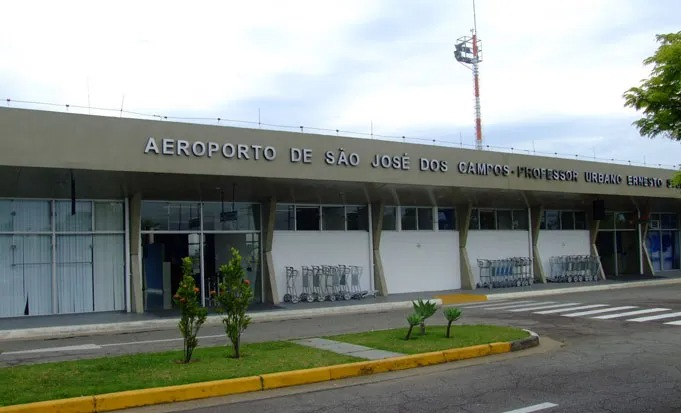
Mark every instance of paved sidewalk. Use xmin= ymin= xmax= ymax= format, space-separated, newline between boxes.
xmin=292 ymin=337 xmax=404 ymax=360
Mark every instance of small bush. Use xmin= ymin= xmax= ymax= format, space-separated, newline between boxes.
xmin=412 ymin=299 xmax=438 ymax=335
xmin=215 ymin=247 xmax=254 ymax=358
xmin=173 ymin=257 xmax=208 ymax=363
xmin=443 ymin=307 xmax=462 ymax=338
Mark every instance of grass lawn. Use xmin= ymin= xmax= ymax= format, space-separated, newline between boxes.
xmin=0 ymin=341 xmax=360 ymax=407
xmin=326 ymin=324 xmax=529 ymax=354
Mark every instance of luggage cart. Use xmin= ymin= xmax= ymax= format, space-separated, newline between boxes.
xmin=337 ymin=265 xmax=352 ymax=300
xmin=311 ymin=265 xmax=326 ymax=302
xmin=283 ymin=266 xmax=300 ymax=303
xmin=477 ymin=259 xmax=492 ymax=288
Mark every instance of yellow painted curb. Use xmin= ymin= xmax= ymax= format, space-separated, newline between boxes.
xmin=0 ymin=338 xmax=530 ymax=413
xmin=434 ymin=294 xmax=488 ymax=305
xmin=0 ymin=396 xmax=95 ymax=413
xmin=94 ymin=376 xmax=262 ymax=412
xmin=261 ymin=366 xmax=331 ymax=390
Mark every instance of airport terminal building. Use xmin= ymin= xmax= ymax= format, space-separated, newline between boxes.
xmin=0 ymin=107 xmax=679 ymax=318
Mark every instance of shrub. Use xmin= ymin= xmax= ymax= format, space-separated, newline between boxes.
xmin=215 ymin=247 xmax=254 ymax=358
xmin=443 ymin=307 xmax=462 ymax=338
xmin=405 ymin=313 xmax=422 ymax=340
xmin=412 ymin=299 xmax=438 ymax=335
xmin=173 ymin=257 xmax=208 ymax=363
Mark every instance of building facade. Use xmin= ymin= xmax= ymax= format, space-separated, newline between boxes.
xmin=0 ymin=107 xmax=679 ymax=318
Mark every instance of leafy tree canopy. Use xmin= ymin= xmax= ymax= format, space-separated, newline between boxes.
xmin=623 ymin=31 xmax=681 ymax=141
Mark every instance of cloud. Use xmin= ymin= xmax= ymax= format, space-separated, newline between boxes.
xmin=1 ymin=0 xmax=680 ymax=166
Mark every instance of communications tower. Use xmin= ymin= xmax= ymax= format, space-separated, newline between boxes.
xmin=454 ymin=0 xmax=483 ymax=150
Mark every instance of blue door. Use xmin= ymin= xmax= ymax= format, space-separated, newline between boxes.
xmin=661 ymin=231 xmax=678 ymax=270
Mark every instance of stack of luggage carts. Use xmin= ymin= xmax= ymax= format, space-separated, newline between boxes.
xmin=283 ymin=264 xmax=378 ymax=304
xmin=548 ymin=255 xmax=601 ymax=283
xmin=477 ymin=257 xmax=533 ymax=289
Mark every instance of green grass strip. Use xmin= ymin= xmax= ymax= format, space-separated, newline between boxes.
xmin=326 ymin=324 xmax=529 ymax=354
xmin=0 ymin=341 xmax=359 ymax=407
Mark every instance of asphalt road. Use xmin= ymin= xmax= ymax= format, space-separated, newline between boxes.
xmin=3 ymin=285 xmax=681 ymax=412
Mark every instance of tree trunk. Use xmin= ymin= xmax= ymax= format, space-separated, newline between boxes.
xmin=420 ymin=322 xmax=426 ymax=336
xmin=446 ymin=321 xmax=453 ymax=338
xmin=405 ymin=325 xmax=414 ymax=340
xmin=234 ymin=337 xmax=241 ymax=358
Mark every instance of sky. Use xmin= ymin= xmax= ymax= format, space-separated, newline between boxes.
xmin=1 ymin=0 xmax=680 ymax=169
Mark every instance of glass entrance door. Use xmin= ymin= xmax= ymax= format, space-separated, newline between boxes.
xmin=203 ymin=233 xmax=261 ymax=305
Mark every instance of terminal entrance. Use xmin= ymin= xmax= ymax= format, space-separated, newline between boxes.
xmin=140 ymin=201 xmax=262 ymax=312
xmin=596 ymin=211 xmax=640 ymax=277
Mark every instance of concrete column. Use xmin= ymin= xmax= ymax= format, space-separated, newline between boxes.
xmin=261 ymin=196 xmax=279 ymax=304
xmin=529 ymin=205 xmax=547 ymax=283
xmin=587 ymin=209 xmax=607 ymax=280
xmin=456 ymin=203 xmax=475 ymax=290
xmin=128 ymin=193 xmax=144 ymax=314
xmin=640 ymin=205 xmax=655 ymax=277
xmin=370 ymin=201 xmax=388 ymax=296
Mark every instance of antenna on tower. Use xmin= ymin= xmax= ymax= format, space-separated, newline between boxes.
xmin=454 ymin=0 xmax=483 ymax=150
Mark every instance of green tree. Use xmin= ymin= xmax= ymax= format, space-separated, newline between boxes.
xmin=173 ymin=257 xmax=208 ymax=363
xmin=623 ymin=31 xmax=681 ymax=142
xmin=215 ymin=247 xmax=254 ymax=358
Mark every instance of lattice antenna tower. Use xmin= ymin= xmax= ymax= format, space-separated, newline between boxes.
xmin=454 ymin=0 xmax=483 ymax=150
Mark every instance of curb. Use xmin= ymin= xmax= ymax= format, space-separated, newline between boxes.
xmin=2 ymin=278 xmax=678 ymax=341
xmin=0 ymin=332 xmax=540 ymax=413
xmin=481 ymin=277 xmax=681 ymax=301
xmin=0 ymin=299 xmax=443 ymax=342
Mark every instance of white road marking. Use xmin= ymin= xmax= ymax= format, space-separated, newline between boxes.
xmin=627 ymin=312 xmax=681 ymax=322
xmin=663 ymin=320 xmax=681 ymax=326
xmin=99 ymin=334 xmax=226 ymax=347
xmin=534 ymin=304 xmax=608 ymax=314
xmin=501 ymin=402 xmax=558 ymax=413
xmin=561 ymin=306 xmax=638 ymax=317
xmin=459 ymin=300 xmax=534 ymax=309
xmin=483 ymin=302 xmax=557 ymax=311
xmin=592 ymin=308 xmax=671 ymax=319
xmin=1 ymin=344 xmax=102 ymax=355
xmin=0 ymin=334 xmax=228 ymax=356
xmin=507 ymin=302 xmax=582 ymax=312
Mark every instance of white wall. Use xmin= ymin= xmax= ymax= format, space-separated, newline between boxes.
xmin=467 ymin=231 xmax=531 ymax=286
xmin=271 ymin=232 xmax=372 ymax=301
xmin=380 ymin=231 xmax=460 ymax=294
xmin=537 ymin=230 xmax=591 ymax=278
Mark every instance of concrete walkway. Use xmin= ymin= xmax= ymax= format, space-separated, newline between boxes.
xmin=291 ymin=337 xmax=404 ymax=360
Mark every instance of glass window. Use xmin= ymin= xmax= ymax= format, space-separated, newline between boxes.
xmin=574 ymin=211 xmax=587 ymax=230
xmin=661 ymin=213 xmax=678 ymax=230
xmin=479 ymin=209 xmax=496 ymax=230
xmin=202 ymin=202 xmax=260 ymax=231
xmin=469 ymin=209 xmax=480 ymax=230
xmin=141 ymin=201 xmax=201 ymax=231
xmin=382 ymin=206 xmax=397 ymax=231
xmin=560 ymin=211 xmax=575 ymax=230
xmin=400 ymin=207 xmax=418 ymax=230
xmin=347 ymin=206 xmax=369 ymax=231
xmin=94 ymin=202 xmax=124 ymax=232
xmin=0 ymin=200 xmax=52 ymax=232
xmin=274 ymin=204 xmax=296 ymax=231
xmin=55 ymin=201 xmax=92 ymax=232
xmin=545 ymin=210 xmax=560 ymax=230
xmin=512 ymin=209 xmax=528 ymax=230
xmin=437 ymin=208 xmax=456 ymax=230
xmin=497 ymin=210 xmax=512 ymax=230
xmin=539 ymin=211 xmax=546 ymax=230
xmin=600 ymin=212 xmax=615 ymax=229
xmin=322 ymin=206 xmax=345 ymax=230
xmin=296 ymin=206 xmax=319 ymax=231
xmin=417 ymin=207 xmax=434 ymax=230
xmin=615 ymin=212 xmax=635 ymax=230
